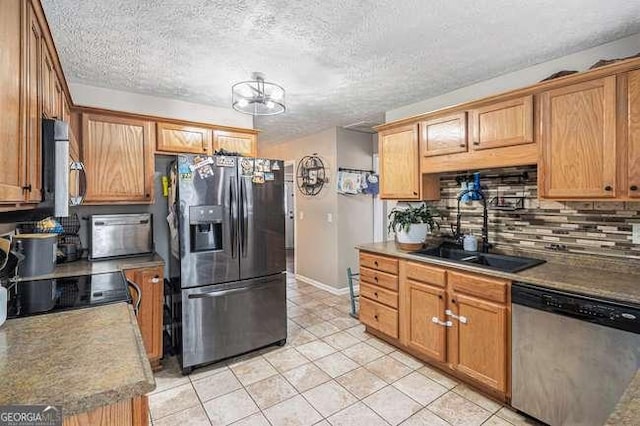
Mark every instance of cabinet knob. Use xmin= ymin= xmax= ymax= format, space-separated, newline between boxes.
xmin=374 ymin=314 xmax=379 ymax=321
xmin=451 ymin=299 xmax=456 ymax=304
xmin=473 ymin=141 xmax=480 ymax=146
xmin=374 ymin=276 xmax=378 ymax=282
xmin=374 ymin=292 xmax=378 ymax=298
xmin=438 ymin=294 xmax=443 ymax=299
xmin=22 ymin=184 xmax=32 ymax=192
xmin=151 ymin=275 xmax=160 ymax=284
xmin=631 ymin=185 xmax=638 ymax=191
xmin=374 ymin=261 xmax=378 ymax=267
xmin=459 ymin=144 xmax=466 ymax=148
xmin=413 ymin=191 xmax=418 ymax=195
xmin=604 ymin=185 xmax=613 ymax=191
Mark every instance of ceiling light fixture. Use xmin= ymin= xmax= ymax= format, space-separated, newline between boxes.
xmin=232 ymin=72 xmax=286 ymax=116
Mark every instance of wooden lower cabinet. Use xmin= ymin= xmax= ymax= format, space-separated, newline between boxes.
xmin=125 ymin=266 xmax=164 ymax=370
xmin=448 ymin=293 xmax=508 ymax=393
xmin=405 ymin=280 xmax=447 ymax=363
xmin=64 ymin=395 xmax=148 ymax=426
xmin=359 ymin=252 xmax=510 ymax=399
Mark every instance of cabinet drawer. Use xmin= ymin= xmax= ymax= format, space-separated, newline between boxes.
xmin=406 ymin=262 xmax=446 ymax=287
xmin=360 ymin=252 xmax=399 ymax=274
xmin=360 ymin=297 xmax=399 ymax=339
xmin=448 ymin=271 xmax=508 ymax=303
xmin=360 ymin=282 xmax=398 ymax=309
xmin=360 ymin=267 xmax=398 ymax=291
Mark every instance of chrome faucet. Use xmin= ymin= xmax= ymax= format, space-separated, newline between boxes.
xmin=452 ymin=187 xmax=491 ymax=253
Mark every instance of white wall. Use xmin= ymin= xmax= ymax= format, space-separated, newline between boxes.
xmin=259 ymin=129 xmax=340 ymax=288
xmin=69 ymin=83 xmax=253 ymax=129
xmin=336 ymin=128 xmax=375 ymax=287
xmin=386 ymin=33 xmax=640 ymax=121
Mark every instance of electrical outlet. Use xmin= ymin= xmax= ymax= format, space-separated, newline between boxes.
xmin=327 ymin=213 xmax=333 ymax=223
xmin=633 ymin=224 xmax=640 ymax=244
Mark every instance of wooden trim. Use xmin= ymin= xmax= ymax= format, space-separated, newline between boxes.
xmin=75 ymin=105 xmax=257 ymax=135
xmin=375 ymin=56 xmax=640 ymax=132
xmin=627 ymin=70 xmax=640 ymax=198
xmin=421 ymin=142 xmax=537 ymax=174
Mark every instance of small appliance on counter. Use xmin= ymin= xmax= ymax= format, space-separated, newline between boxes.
xmin=89 ymin=214 xmax=153 ymax=260
xmin=13 ymin=234 xmax=57 ymax=278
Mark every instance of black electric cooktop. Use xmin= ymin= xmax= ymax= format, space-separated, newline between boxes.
xmin=7 ymin=272 xmax=130 ymax=319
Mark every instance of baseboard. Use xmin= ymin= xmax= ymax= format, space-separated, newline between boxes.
xmin=294 ymin=274 xmax=356 ymax=296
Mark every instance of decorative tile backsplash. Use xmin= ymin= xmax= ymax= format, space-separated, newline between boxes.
xmin=430 ymin=166 xmax=640 ymax=260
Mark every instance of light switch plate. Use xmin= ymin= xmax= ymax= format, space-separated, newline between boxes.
xmin=299 ymin=211 xmax=304 ymax=220
xmin=327 ymin=213 xmax=333 ymax=223
xmin=633 ymin=224 xmax=640 ymax=244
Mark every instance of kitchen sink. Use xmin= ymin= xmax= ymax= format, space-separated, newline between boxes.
xmin=410 ymin=245 xmax=545 ymax=273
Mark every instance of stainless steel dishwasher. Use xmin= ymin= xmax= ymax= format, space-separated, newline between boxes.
xmin=511 ymin=282 xmax=640 ymax=426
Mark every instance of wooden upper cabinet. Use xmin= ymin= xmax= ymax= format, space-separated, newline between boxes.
xmin=24 ymin=2 xmax=43 ymax=203
xmin=82 ymin=113 xmax=154 ymax=203
xmin=157 ymin=122 xmax=212 ymax=154
xmin=420 ymin=112 xmax=467 ymax=157
xmin=379 ymin=124 xmax=420 ymax=200
xmin=405 ymin=280 xmax=447 ymax=363
xmin=0 ymin=0 xmax=26 ymax=203
xmin=213 ymin=130 xmax=257 ymax=157
xmin=539 ymin=76 xmax=618 ymax=199
xmin=628 ymin=70 xmax=640 ymax=198
xmin=449 ymin=293 xmax=507 ymax=393
xmin=470 ymin=95 xmax=533 ymax=150
xmin=41 ymin=46 xmax=54 ymax=118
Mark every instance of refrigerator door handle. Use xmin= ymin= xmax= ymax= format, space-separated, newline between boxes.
xmin=240 ymin=178 xmax=249 ymax=258
xmin=187 ymin=277 xmax=281 ymax=299
xmin=229 ymin=176 xmax=237 ymax=258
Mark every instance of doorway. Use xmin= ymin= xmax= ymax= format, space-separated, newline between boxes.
xmin=284 ymin=162 xmax=295 ymax=274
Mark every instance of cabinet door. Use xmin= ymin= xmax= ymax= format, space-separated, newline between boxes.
xmin=360 ymin=296 xmax=399 ymax=339
xmin=157 ymin=122 xmax=212 ymax=154
xmin=470 ymin=95 xmax=533 ymax=150
xmin=0 ymin=0 xmax=26 ymax=203
xmin=628 ymin=70 xmax=640 ymax=198
xmin=420 ymin=112 xmax=467 ymax=157
xmin=125 ymin=266 xmax=164 ymax=366
xmin=539 ymin=76 xmax=617 ymax=198
xmin=82 ymin=114 xmax=153 ymax=203
xmin=52 ymin=74 xmax=63 ymax=119
xmin=449 ymin=293 xmax=507 ymax=393
xmin=24 ymin=3 xmax=43 ymax=203
xmin=405 ymin=280 xmax=447 ymax=362
xmin=213 ymin=130 xmax=257 ymax=157
xmin=41 ymin=46 xmax=54 ymax=118
xmin=379 ymin=124 xmax=420 ymax=200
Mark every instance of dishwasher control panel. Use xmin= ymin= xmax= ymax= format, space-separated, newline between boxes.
xmin=514 ymin=282 xmax=640 ymax=334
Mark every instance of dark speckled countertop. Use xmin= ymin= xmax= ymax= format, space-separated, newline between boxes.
xmin=357 ymin=241 xmax=640 ymax=425
xmin=0 ymin=303 xmax=155 ymax=415
xmin=356 ymin=241 xmax=640 ymax=304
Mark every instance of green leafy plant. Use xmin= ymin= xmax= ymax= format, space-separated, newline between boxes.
xmin=387 ymin=204 xmax=440 ymax=233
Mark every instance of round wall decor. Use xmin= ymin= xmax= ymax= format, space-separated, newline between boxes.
xmin=296 ymin=155 xmax=326 ymax=196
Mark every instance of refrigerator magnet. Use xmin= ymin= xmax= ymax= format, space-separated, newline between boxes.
xmin=254 ymin=159 xmax=264 ymax=172
xmin=271 ymin=161 xmax=281 ymax=171
xmin=252 ymin=172 xmax=265 ymax=184
xmin=215 ymin=156 xmax=236 ymax=167
xmin=263 ymin=160 xmax=271 ymax=172
xmin=192 ymin=156 xmax=215 ymax=179
xmin=264 ymin=172 xmax=275 ymax=181
xmin=241 ymin=158 xmax=254 ymax=176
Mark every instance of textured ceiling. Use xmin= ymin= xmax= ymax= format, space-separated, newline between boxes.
xmin=42 ymin=0 xmax=640 ymax=144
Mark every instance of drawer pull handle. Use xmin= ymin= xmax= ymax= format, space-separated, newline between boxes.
xmin=445 ymin=309 xmax=468 ymax=324
xmin=374 ymin=261 xmax=379 ymax=267
xmin=374 ymin=292 xmax=378 ymax=297
xmin=374 ymin=314 xmax=379 ymax=321
xmin=604 ymin=185 xmax=613 ymax=191
xmin=631 ymin=185 xmax=638 ymax=191
xmin=431 ymin=317 xmax=452 ymax=327
xmin=374 ymin=276 xmax=378 ymax=282
xmin=459 ymin=143 xmax=466 ymax=148
xmin=151 ymin=276 xmax=161 ymax=284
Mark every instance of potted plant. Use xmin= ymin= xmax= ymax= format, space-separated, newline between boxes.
xmin=387 ymin=204 xmax=439 ymax=249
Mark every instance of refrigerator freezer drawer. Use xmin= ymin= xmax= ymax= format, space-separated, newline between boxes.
xmin=181 ymin=273 xmax=287 ymax=369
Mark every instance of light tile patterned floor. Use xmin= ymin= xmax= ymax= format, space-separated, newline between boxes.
xmin=148 ymin=275 xmax=541 ymax=425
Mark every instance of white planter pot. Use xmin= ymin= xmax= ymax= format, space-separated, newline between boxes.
xmin=395 ymin=223 xmax=430 ymax=244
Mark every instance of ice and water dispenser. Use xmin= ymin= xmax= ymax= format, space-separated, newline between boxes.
xmin=189 ymin=205 xmax=223 ymax=252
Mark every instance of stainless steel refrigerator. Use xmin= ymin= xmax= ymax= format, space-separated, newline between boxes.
xmin=169 ymin=155 xmax=286 ymax=374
